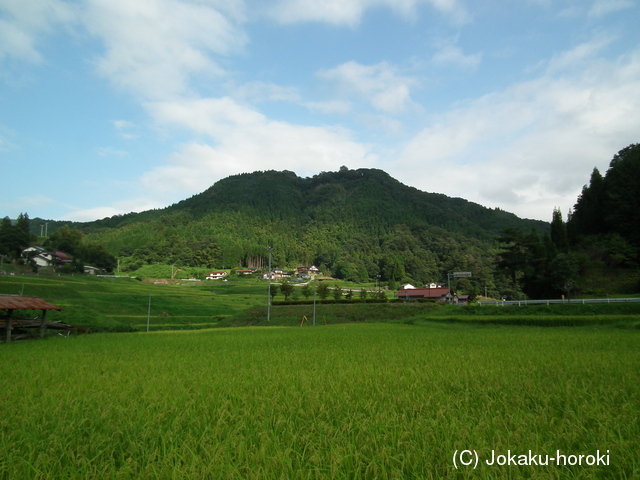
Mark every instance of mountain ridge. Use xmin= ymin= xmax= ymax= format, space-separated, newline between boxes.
xmin=38 ymin=167 xmax=545 ymax=296
xmin=123 ymin=167 xmax=547 ymax=236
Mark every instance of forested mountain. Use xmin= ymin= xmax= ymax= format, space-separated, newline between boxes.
xmin=35 ymin=167 xmax=539 ymax=296
xmin=79 ymin=167 xmax=545 ymax=237
xmin=6 ymin=148 xmax=639 ymax=299
xmin=6 ymin=150 xmax=639 ymax=298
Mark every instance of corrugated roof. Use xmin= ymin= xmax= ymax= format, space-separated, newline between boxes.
xmin=395 ymin=288 xmax=450 ymax=299
xmin=0 ymin=295 xmax=62 ymax=311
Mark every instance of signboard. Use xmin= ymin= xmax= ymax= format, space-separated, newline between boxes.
xmin=453 ymin=272 xmax=472 ymax=277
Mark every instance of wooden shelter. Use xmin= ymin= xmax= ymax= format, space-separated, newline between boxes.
xmin=0 ymin=295 xmax=80 ymax=343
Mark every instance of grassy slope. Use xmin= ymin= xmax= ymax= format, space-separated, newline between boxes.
xmin=2 ymin=275 xmax=639 ymax=333
xmin=0 ymin=275 xmax=265 ymax=332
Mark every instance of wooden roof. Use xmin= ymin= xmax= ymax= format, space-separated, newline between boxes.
xmin=0 ymin=295 xmax=62 ymax=311
xmin=395 ymin=288 xmax=450 ymax=299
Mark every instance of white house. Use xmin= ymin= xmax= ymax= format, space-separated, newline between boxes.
xmin=294 ymin=265 xmax=321 ymax=278
xmin=205 ymin=271 xmax=228 ymax=280
xmin=22 ymin=247 xmax=72 ymax=268
xmin=260 ymin=268 xmax=290 ymax=280
xmin=84 ymin=265 xmax=100 ymax=275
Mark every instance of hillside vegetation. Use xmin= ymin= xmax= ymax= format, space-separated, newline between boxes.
xmin=1 ymin=275 xmax=638 ymax=334
xmin=57 ymin=168 xmax=547 ymax=299
xmin=4 ymin=144 xmax=639 ymax=299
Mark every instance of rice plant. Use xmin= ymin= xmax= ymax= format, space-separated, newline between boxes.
xmin=1 ymin=323 xmax=638 ymax=479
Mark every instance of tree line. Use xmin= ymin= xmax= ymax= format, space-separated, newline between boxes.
xmin=0 ymin=216 xmax=116 ymax=273
xmin=496 ymin=143 xmax=639 ymax=298
xmin=4 ymin=146 xmax=637 ymax=299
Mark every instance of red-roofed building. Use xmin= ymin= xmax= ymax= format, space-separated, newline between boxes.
xmin=22 ymin=247 xmax=73 ymax=268
xmin=394 ymin=287 xmax=451 ymax=302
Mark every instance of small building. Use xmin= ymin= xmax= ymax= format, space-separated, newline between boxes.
xmin=205 ymin=271 xmax=228 ymax=280
xmin=456 ymin=295 xmax=469 ymax=305
xmin=1 ymin=295 xmax=68 ymax=343
xmin=84 ymin=265 xmax=100 ymax=275
xmin=260 ymin=268 xmax=291 ymax=280
xmin=294 ymin=265 xmax=320 ymax=278
xmin=22 ymin=247 xmax=72 ymax=268
xmin=394 ymin=287 xmax=451 ymax=302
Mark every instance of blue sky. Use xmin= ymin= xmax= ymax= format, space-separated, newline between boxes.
xmin=1 ymin=0 xmax=639 ymax=223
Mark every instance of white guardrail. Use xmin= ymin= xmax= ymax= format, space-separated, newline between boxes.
xmin=478 ymin=298 xmax=640 ymax=306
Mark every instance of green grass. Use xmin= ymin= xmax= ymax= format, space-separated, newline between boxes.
xmin=1 ymin=324 xmax=639 ymax=479
xmin=0 ymin=275 xmax=267 ymax=331
xmin=2 ymin=275 xmax=640 ymax=332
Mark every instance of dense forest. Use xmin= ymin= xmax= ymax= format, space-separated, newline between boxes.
xmin=80 ymin=167 xmax=549 ymax=300
xmin=2 ymin=144 xmax=638 ymax=299
xmin=496 ymin=143 xmax=640 ymax=298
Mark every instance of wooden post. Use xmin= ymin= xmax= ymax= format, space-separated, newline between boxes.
xmin=40 ymin=309 xmax=47 ymax=338
xmin=5 ymin=309 xmax=13 ymax=343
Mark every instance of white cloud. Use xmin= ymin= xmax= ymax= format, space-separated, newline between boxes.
xmin=141 ymin=96 xmax=376 ymax=196
xmin=64 ymin=198 xmax=167 ymax=222
xmin=268 ymin=0 xmax=469 ymax=26
xmin=0 ymin=194 xmax=56 ymax=216
xmin=113 ymin=120 xmax=134 ymax=130
xmin=0 ymin=133 xmax=10 ymax=153
xmin=0 ymin=0 xmax=75 ymax=63
xmin=304 ymin=100 xmax=353 ymax=115
xmin=83 ymin=0 xmax=247 ymax=100
xmin=96 ymin=146 xmax=129 ymax=157
xmin=545 ymin=34 xmax=613 ymax=73
xmin=232 ymin=81 xmax=301 ymax=104
xmin=1 ymin=1 xmax=248 ymax=98
xmin=112 ymin=119 xmax=139 ymax=139
xmin=588 ymin=0 xmax=635 ymax=17
xmin=432 ymin=42 xmax=482 ymax=70
xmin=397 ymin=45 xmax=640 ymax=220
xmin=318 ymin=61 xmax=418 ymax=114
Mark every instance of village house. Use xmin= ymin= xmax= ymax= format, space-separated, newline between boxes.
xmin=394 ymin=286 xmax=469 ymax=304
xmin=394 ymin=287 xmax=452 ymax=302
xmin=22 ymin=246 xmax=72 ymax=268
xmin=83 ymin=265 xmax=100 ymax=275
xmin=260 ymin=268 xmax=291 ymax=280
xmin=205 ymin=271 xmax=228 ymax=280
xmin=293 ymin=265 xmax=320 ymax=278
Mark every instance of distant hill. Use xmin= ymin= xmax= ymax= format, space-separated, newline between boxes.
xmin=81 ymin=167 xmax=546 ymax=236
xmin=31 ymin=168 xmax=549 ymax=297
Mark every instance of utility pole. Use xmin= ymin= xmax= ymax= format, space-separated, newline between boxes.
xmin=448 ymin=271 xmax=472 ymax=304
xmin=266 ymin=247 xmax=274 ymax=322
xmin=312 ymin=277 xmax=317 ymax=327
xmin=147 ymin=295 xmax=151 ymax=332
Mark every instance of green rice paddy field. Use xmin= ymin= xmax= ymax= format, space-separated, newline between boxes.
xmin=1 ymin=323 xmax=639 ymax=479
